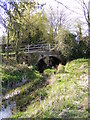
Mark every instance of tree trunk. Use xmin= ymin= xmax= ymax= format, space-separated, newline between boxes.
xmin=88 ymin=1 xmax=90 ymax=36
xmin=15 ymin=51 xmax=19 ymax=63
xmin=15 ymin=30 xmax=20 ymax=63
xmin=88 ymin=22 xmax=90 ymax=36
xmin=6 ymin=30 xmax=9 ymax=59
xmin=15 ymin=40 xmax=19 ymax=63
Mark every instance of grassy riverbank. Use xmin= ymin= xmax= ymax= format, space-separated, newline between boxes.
xmin=1 ymin=58 xmax=89 ymax=118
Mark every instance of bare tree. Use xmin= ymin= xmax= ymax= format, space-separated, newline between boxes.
xmin=47 ymin=5 xmax=67 ymax=44
xmin=88 ymin=1 xmax=90 ymax=36
xmin=54 ymin=0 xmax=90 ymax=36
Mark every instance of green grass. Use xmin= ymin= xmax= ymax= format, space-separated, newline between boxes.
xmin=1 ymin=58 xmax=89 ymax=118
xmin=43 ymin=68 xmax=56 ymax=76
xmin=1 ymin=61 xmax=43 ymax=95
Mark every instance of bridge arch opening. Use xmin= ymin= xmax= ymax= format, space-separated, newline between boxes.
xmin=36 ymin=55 xmax=62 ymax=73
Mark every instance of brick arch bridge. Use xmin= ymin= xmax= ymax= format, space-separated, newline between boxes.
xmin=22 ymin=43 xmax=66 ymax=72
xmin=5 ymin=43 xmax=66 ymax=70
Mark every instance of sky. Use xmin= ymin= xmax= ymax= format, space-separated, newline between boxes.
xmin=36 ymin=0 xmax=89 ymax=35
xmin=0 ymin=0 xmax=89 ymax=37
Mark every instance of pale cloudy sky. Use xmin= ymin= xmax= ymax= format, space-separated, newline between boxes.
xmin=0 ymin=0 xmax=89 ymax=36
xmin=34 ymin=0 xmax=89 ymax=35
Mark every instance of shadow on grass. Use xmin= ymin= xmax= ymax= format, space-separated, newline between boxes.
xmin=60 ymin=109 xmax=88 ymax=119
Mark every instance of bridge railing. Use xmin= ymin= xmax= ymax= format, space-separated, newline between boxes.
xmin=4 ymin=43 xmax=56 ymax=54
xmin=25 ymin=43 xmax=56 ymax=53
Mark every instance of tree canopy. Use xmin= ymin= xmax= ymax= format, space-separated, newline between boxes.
xmin=55 ymin=27 xmax=77 ymax=60
xmin=0 ymin=0 xmax=89 ymax=62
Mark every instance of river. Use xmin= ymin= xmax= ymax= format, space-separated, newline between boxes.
xmin=0 ymin=100 xmax=16 ymax=119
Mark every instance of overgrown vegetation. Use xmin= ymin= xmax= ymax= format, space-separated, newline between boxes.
xmin=55 ymin=27 xmax=88 ymax=61
xmin=1 ymin=58 xmax=88 ymax=118
xmin=1 ymin=57 xmax=43 ymax=95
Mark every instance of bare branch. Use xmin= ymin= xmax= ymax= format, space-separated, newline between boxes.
xmin=82 ymin=0 xmax=88 ymax=23
xmin=54 ymin=0 xmax=81 ymax=15
xmin=54 ymin=0 xmax=69 ymax=9
xmin=83 ymin=0 xmax=88 ymax=11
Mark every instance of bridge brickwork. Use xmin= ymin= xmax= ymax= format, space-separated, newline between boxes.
xmin=4 ymin=43 xmax=64 ymax=65
xmin=24 ymin=43 xmax=63 ymax=66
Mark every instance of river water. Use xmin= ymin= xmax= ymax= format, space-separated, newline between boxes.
xmin=0 ymin=100 xmax=16 ymax=119
xmin=0 ymin=105 xmax=12 ymax=119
